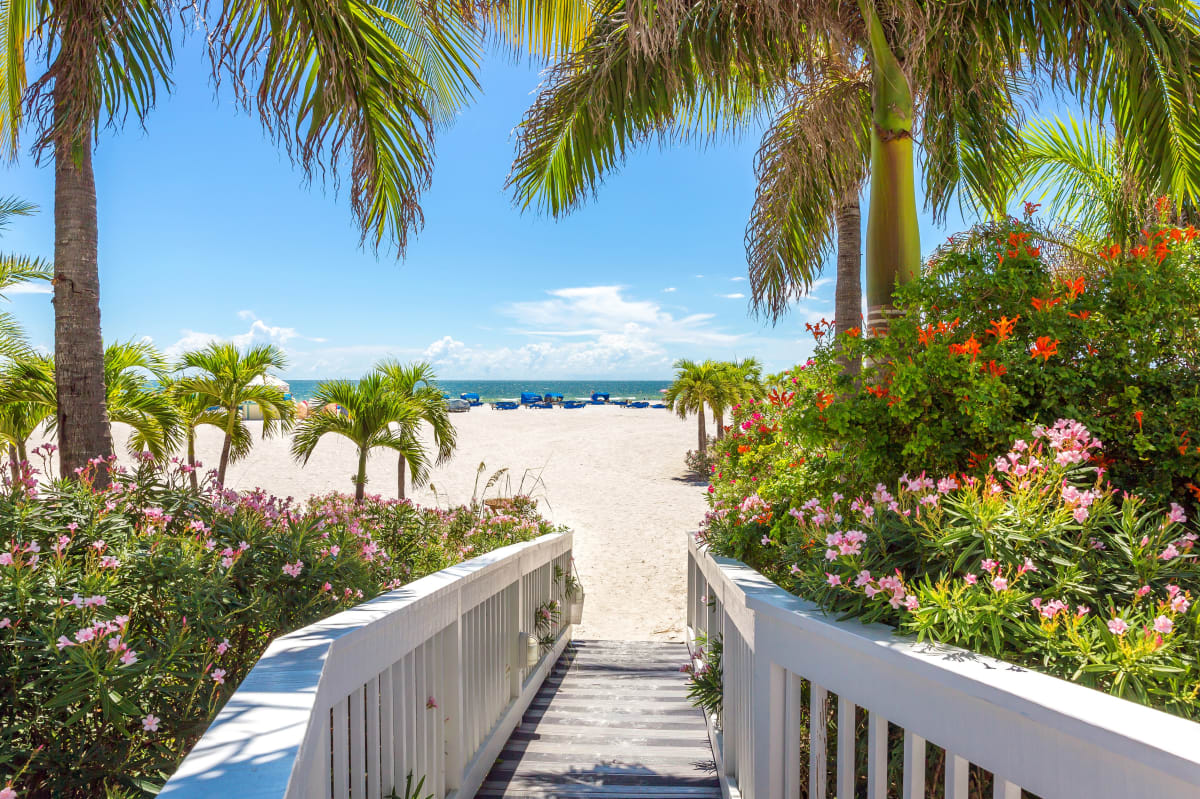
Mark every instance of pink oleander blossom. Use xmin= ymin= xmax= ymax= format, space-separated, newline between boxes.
xmin=1153 ymin=616 xmax=1174 ymax=634
xmin=142 ymin=714 xmax=160 ymax=732
xmin=212 ymin=668 xmax=227 ymax=685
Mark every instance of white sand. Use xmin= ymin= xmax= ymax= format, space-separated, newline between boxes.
xmin=41 ymin=404 xmax=708 ymax=641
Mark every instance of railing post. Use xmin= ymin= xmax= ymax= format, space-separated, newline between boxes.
xmin=510 ymin=559 xmax=525 ymax=698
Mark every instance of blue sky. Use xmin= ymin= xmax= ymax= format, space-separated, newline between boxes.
xmin=0 ymin=42 xmax=982 ymax=380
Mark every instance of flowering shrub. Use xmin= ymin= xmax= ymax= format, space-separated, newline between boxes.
xmin=702 ymin=419 xmax=1200 ymax=717
xmin=740 ymin=217 xmax=1200 ymax=510
xmin=0 ymin=455 xmax=559 ymax=798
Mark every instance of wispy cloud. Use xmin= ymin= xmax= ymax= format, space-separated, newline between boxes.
xmin=719 ymin=293 xmax=745 ymax=300
xmin=163 ymin=311 xmax=327 ymax=363
xmin=730 ymin=276 xmax=745 ymax=282
xmin=663 ymin=287 xmax=677 ymax=293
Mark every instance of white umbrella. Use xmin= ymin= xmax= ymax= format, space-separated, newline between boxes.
xmin=250 ymin=374 xmax=290 ymax=393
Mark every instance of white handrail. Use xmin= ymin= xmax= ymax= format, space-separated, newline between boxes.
xmin=687 ymin=535 xmax=1200 ymax=799
xmin=162 ymin=531 xmax=573 ymax=799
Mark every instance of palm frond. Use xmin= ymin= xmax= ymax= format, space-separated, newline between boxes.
xmin=746 ymin=65 xmax=870 ymax=320
xmin=482 ymin=0 xmax=597 ymax=61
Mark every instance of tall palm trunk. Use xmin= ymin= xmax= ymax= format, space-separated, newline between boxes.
xmin=355 ymin=447 xmax=369 ymax=504
xmin=187 ymin=432 xmax=199 ymax=491
xmin=860 ymin=0 xmax=919 ymax=334
xmin=397 ymin=453 xmax=406 ymax=500
xmin=713 ymin=410 xmax=724 ymax=440
xmin=8 ymin=444 xmax=19 ymax=485
xmin=697 ymin=408 xmax=707 ymax=454
xmin=834 ymin=194 xmax=863 ymax=378
xmin=53 ymin=124 xmax=113 ymax=481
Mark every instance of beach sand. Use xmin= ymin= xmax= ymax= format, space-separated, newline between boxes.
xmin=60 ymin=404 xmax=708 ymax=641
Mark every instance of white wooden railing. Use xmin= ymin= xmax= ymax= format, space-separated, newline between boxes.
xmin=162 ymin=531 xmax=574 ymax=799
xmin=687 ymin=536 xmax=1200 ymax=799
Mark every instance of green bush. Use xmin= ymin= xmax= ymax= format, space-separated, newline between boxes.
xmin=0 ymin=454 xmax=559 ymax=798
xmin=765 ymin=219 xmax=1200 ymax=508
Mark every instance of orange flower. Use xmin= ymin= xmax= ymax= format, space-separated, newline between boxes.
xmin=1028 ymin=246 xmax=1041 ymax=257
xmin=1187 ymin=483 xmax=1200 ymax=501
xmin=987 ymin=315 xmax=1020 ymax=341
xmin=917 ymin=324 xmax=938 ymax=347
xmin=1061 ymin=276 xmax=1085 ymax=299
xmin=737 ymin=445 xmax=751 ymax=454
xmin=1086 ymin=343 xmax=1099 ymax=356
xmin=844 ymin=326 xmax=861 ymax=338
xmin=1134 ymin=410 xmax=1144 ymax=433
xmin=1029 ymin=336 xmax=1059 ymax=362
xmin=1067 ymin=310 xmax=1091 ymax=321
xmin=814 ymin=392 xmax=834 ymax=411
xmin=948 ymin=335 xmax=982 ymax=362
xmin=1031 ymin=296 xmax=1062 ymax=312
xmin=1131 ymin=245 xmax=1150 ymax=258
xmin=979 ymin=359 xmax=1007 ymax=377
xmin=1154 ymin=241 xmax=1171 ymax=263
xmin=865 ymin=384 xmax=889 ymax=398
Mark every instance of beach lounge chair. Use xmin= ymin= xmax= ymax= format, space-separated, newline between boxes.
xmin=544 ymin=392 xmax=564 ymax=403
xmin=529 ymin=401 xmax=553 ymax=409
xmin=460 ymin=392 xmax=482 ymax=407
xmin=651 ymin=403 xmax=666 ymax=409
xmin=492 ymin=401 xmax=519 ymax=410
xmin=520 ymin=392 xmax=543 ymax=405
xmin=590 ymin=392 xmax=610 ymax=403
xmin=611 ymin=398 xmax=629 ymax=406
xmin=562 ymin=400 xmax=586 ymax=409
xmin=628 ymin=401 xmax=651 ymax=409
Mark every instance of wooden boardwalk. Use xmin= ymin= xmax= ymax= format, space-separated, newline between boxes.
xmin=478 ymin=640 xmax=721 ymax=799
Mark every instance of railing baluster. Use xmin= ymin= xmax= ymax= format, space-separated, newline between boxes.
xmin=867 ymin=712 xmax=887 ymax=799
xmin=390 ymin=662 xmax=405 ymax=794
xmin=366 ymin=676 xmax=381 ymax=799
xmin=380 ymin=667 xmax=394 ymax=795
xmin=993 ymin=778 xmax=1020 ymax=799
xmin=837 ymin=697 xmax=855 ymax=799
xmin=902 ymin=730 xmax=925 ymax=799
xmin=944 ymin=753 xmax=968 ymax=799
xmin=332 ymin=698 xmax=349 ymax=799
xmin=809 ymin=682 xmax=828 ymax=799
xmin=404 ymin=651 xmax=416 ymax=789
xmin=783 ymin=672 xmax=803 ymax=799
xmin=424 ymin=642 xmax=438 ymax=798
xmin=414 ymin=643 xmax=428 ymax=792
xmin=308 ymin=705 xmax=331 ymax=799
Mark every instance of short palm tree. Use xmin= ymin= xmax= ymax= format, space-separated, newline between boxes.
xmin=3 ymin=343 xmax=180 ymax=461
xmin=177 ymin=343 xmax=294 ymax=485
xmin=161 ymin=377 xmax=250 ymax=491
xmin=376 ymin=360 xmax=457 ymax=499
xmin=291 ymin=373 xmax=427 ymax=503
xmin=664 ymin=359 xmax=727 ymax=454
xmin=711 ymin=358 xmax=764 ymax=439
xmin=0 ymin=197 xmax=52 ymax=362
xmin=0 ymin=372 xmax=52 ymax=482
xmin=509 ymin=0 xmax=1200 ymax=332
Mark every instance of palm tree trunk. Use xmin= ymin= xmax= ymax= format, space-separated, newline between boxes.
xmin=8 ymin=444 xmax=19 ymax=485
xmin=187 ymin=432 xmax=199 ymax=492
xmin=860 ymin=0 xmax=920 ymax=334
xmin=218 ymin=410 xmax=235 ymax=485
xmin=697 ymin=410 xmax=707 ymax=455
xmin=713 ymin=410 xmax=723 ymax=440
xmin=397 ymin=454 xmax=406 ymax=500
xmin=355 ymin=447 xmax=369 ymax=504
xmin=835 ymin=194 xmax=863 ymax=378
xmin=53 ymin=125 xmax=114 ymax=482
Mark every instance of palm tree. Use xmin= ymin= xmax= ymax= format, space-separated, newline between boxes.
xmin=0 ymin=0 xmax=595 ymax=477
xmin=177 ymin=343 xmax=294 ymax=485
xmin=291 ymin=373 xmax=427 ymax=503
xmin=508 ymin=0 xmax=1200 ymax=332
xmin=161 ymin=377 xmax=249 ymax=491
xmin=3 ymin=343 xmax=181 ymax=461
xmin=664 ymin=359 xmax=727 ymax=454
xmin=376 ymin=360 xmax=457 ymax=499
xmin=0 ymin=372 xmax=52 ymax=483
xmin=709 ymin=358 xmax=764 ymax=439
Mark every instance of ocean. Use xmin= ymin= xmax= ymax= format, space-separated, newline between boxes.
xmin=284 ymin=380 xmax=672 ymax=403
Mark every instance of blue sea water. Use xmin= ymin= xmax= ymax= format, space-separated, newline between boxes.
xmin=285 ymin=379 xmax=672 ymax=403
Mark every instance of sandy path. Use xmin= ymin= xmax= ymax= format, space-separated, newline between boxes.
xmin=42 ymin=405 xmax=708 ymax=641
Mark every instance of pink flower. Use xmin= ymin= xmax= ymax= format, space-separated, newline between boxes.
xmin=56 ymin=635 xmax=73 ymax=650
xmin=282 ymin=561 xmax=304 ymax=578
xmin=1153 ymin=616 xmax=1174 ymax=634
xmin=1 ymin=786 xmax=16 ymax=799
xmin=1160 ymin=544 xmax=1180 ymax=561
xmin=963 ymin=573 xmax=977 ymax=586
xmin=1171 ymin=594 xmax=1190 ymax=613
xmin=74 ymin=627 xmax=96 ymax=643
xmin=142 ymin=713 xmax=160 ymax=732
xmin=212 ymin=668 xmax=227 ymax=685
xmin=216 ymin=638 xmax=230 ymax=656
xmin=1167 ymin=503 xmax=1187 ymax=525
xmin=426 ymin=696 xmax=438 ymax=710
xmin=1072 ymin=507 xmax=1089 ymax=523
xmin=825 ymin=573 xmax=841 ymax=587
xmin=121 ymin=649 xmax=139 ymax=666
xmin=904 ymin=595 xmax=919 ymax=611
xmin=981 ymin=559 xmax=998 ymax=573
xmin=321 ymin=582 xmax=332 ymax=592
xmin=0 ymin=618 xmax=9 ymax=629
xmin=1107 ymin=618 xmax=1128 ymax=636
xmin=1136 ymin=585 xmax=1152 ymax=598
xmin=990 ymin=576 xmax=1008 ymax=592
xmin=0 ymin=553 xmax=11 ymax=566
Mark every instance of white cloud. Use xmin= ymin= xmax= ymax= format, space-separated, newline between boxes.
xmin=730 ymin=277 xmax=745 ymax=282
xmin=417 ymin=285 xmax=745 ymax=378
xmin=720 ymin=293 xmax=745 ymax=300
xmin=164 ymin=311 xmax=327 ymax=363
xmin=663 ymin=287 xmax=677 ymax=293
xmin=694 ymin=274 xmax=704 ymax=279
xmin=6 ymin=283 xmax=51 ymax=295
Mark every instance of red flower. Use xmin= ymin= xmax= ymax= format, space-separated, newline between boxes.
xmin=986 ymin=315 xmax=1019 ymax=342
xmin=1031 ymin=296 xmax=1062 ymax=312
xmin=844 ymin=327 xmax=861 ymax=338
xmin=979 ymin=360 xmax=1007 ymax=377
xmin=1134 ymin=410 xmax=1144 ymax=433
xmin=814 ymin=392 xmax=834 ymax=411
xmin=1068 ymin=310 xmax=1091 ymax=321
